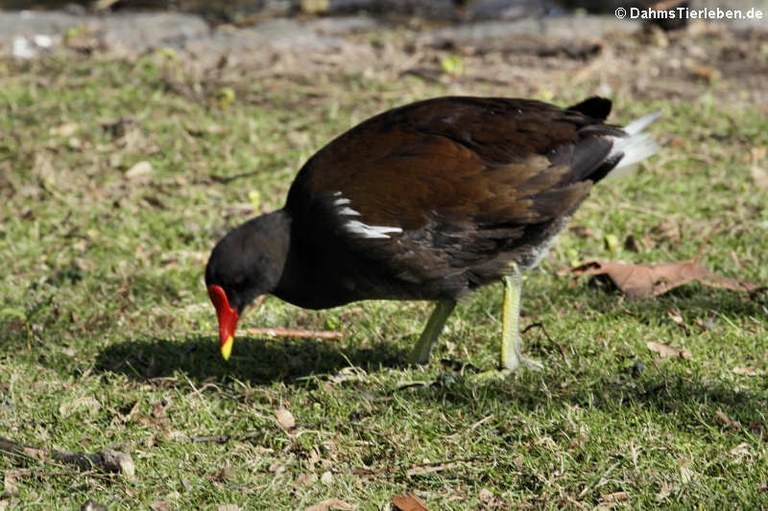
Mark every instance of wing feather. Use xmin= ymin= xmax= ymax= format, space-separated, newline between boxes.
xmin=285 ymin=97 xmax=629 ymax=286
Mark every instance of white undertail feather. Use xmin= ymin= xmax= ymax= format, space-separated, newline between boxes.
xmin=605 ymin=111 xmax=661 ymax=179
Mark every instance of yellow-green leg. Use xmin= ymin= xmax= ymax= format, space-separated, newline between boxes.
xmin=475 ymin=264 xmax=542 ymax=379
xmin=409 ymin=299 xmax=457 ymax=365
xmin=500 ymin=265 xmax=543 ymax=373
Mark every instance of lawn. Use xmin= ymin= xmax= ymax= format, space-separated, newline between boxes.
xmin=1 ymin=23 xmax=767 ymax=510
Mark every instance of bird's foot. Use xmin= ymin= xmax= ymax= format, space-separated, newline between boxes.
xmin=471 ymin=367 xmax=514 ymax=381
xmin=517 ymin=355 xmax=544 ymax=371
xmin=471 ymin=355 xmax=543 ymax=381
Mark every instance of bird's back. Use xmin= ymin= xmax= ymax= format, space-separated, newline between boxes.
xmin=274 ymin=96 xmax=657 ymax=308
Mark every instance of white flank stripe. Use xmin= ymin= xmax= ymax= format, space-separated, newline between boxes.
xmin=332 ymin=191 xmax=402 ymax=238
xmin=337 ymin=206 xmax=361 ymax=217
xmin=333 ymin=197 xmax=352 ymax=206
xmin=343 ymin=220 xmax=402 ymax=239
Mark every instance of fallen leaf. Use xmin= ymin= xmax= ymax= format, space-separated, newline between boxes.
xmin=59 ymin=396 xmax=101 ymax=418
xmin=478 ymin=488 xmax=495 ymax=504
xmin=3 ymin=471 xmax=20 ymax=496
xmin=729 ymin=442 xmax=751 ymax=459
xmin=647 ymin=341 xmax=692 ymax=360
xmin=392 ymin=494 xmax=429 ymax=511
xmin=275 ymin=406 xmax=296 ymax=431
xmin=732 ymin=366 xmax=763 ymax=376
xmin=600 ymin=491 xmax=629 ymax=503
xmin=320 ymin=470 xmax=333 ymax=484
xmin=687 ymin=62 xmax=721 ymax=83
xmin=125 ymin=161 xmax=153 ymax=180
xmin=570 ymin=260 xmax=764 ymax=299
xmin=304 ymin=498 xmax=355 ymax=511
xmin=294 ymin=472 xmax=318 ymax=487
xmin=715 ymin=410 xmax=741 ymax=430
xmin=667 ymin=309 xmax=684 ymax=326
xmin=217 ymin=505 xmax=241 ymax=511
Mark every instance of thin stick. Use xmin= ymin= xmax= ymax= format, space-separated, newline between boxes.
xmin=245 ymin=327 xmax=344 ymax=340
xmin=190 ymin=435 xmax=231 ymax=444
xmin=0 ymin=436 xmax=134 ymax=477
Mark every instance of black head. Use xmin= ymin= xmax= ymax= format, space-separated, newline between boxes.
xmin=204 ymin=210 xmax=291 ymax=359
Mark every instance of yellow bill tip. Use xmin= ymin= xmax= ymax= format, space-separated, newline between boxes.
xmin=221 ymin=335 xmax=234 ymax=361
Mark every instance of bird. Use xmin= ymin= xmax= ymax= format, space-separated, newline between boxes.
xmin=205 ymin=96 xmax=659 ymax=374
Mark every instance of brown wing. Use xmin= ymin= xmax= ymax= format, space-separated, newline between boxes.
xmin=285 ymin=97 xmax=621 ymax=286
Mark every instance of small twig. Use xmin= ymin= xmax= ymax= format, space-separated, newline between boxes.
xmin=521 ymin=322 xmax=555 ymax=344
xmin=210 ymin=170 xmax=263 ymax=184
xmin=190 ymin=435 xmax=231 ymax=444
xmin=0 ymin=436 xmax=134 ymax=478
xmin=245 ymin=327 xmax=344 ymax=340
xmin=352 ymin=456 xmax=484 ymax=477
xmin=522 ymin=322 xmax=569 ymax=366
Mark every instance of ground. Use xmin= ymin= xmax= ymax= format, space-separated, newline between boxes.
xmin=1 ymin=12 xmax=767 ymax=510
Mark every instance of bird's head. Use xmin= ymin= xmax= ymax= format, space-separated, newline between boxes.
xmin=205 ymin=211 xmax=291 ymax=360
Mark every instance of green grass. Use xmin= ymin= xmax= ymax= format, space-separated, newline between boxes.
xmin=1 ymin=35 xmax=767 ymax=510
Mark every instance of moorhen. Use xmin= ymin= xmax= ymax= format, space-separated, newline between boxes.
xmin=205 ymin=96 xmax=659 ymax=373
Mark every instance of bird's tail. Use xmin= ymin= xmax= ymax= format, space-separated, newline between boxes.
xmin=605 ymin=111 xmax=661 ymax=179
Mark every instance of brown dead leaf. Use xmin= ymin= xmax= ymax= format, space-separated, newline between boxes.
xmin=732 ymin=366 xmax=763 ymax=376
xmin=3 ymin=470 xmax=21 ymax=496
xmin=715 ymin=410 xmax=741 ymax=430
xmin=392 ymin=494 xmax=429 ymax=511
xmin=275 ymin=406 xmax=296 ymax=431
xmin=647 ymin=341 xmax=692 ymax=360
xmin=687 ymin=62 xmax=721 ymax=83
xmin=125 ymin=161 xmax=153 ymax=180
xmin=304 ymin=498 xmax=355 ymax=511
xmin=570 ymin=259 xmax=764 ymax=298
xmin=294 ymin=472 xmax=319 ymax=487
xmin=59 ymin=396 xmax=101 ymax=418
xmin=729 ymin=442 xmax=752 ymax=460
xmin=600 ymin=491 xmax=630 ymax=503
